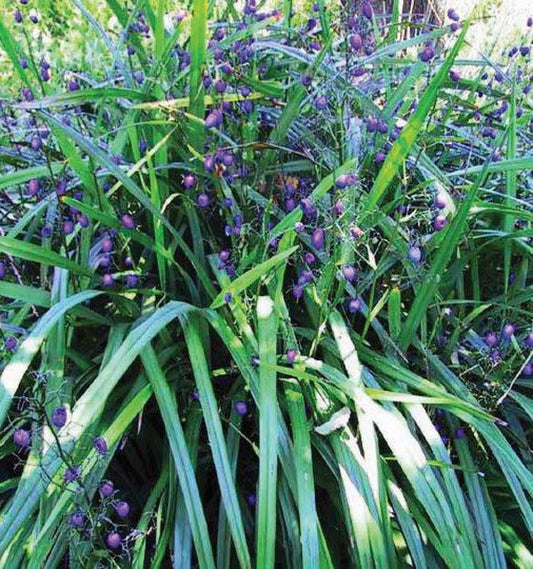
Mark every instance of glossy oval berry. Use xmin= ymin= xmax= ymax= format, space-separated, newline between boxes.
xmin=197 ymin=193 xmax=210 ymax=208
xmin=433 ymin=215 xmax=448 ymax=231
xmin=342 ymin=265 xmax=357 ymax=282
xmin=13 ymin=428 xmax=30 ymax=447
xmin=106 ymin=532 xmax=122 ymax=549
xmin=286 ymin=349 xmax=298 ymax=364
xmin=120 ymin=214 xmax=135 ymax=229
xmin=434 ymin=193 xmax=447 ymax=209
xmin=102 ymin=274 xmax=114 ymax=287
xmin=348 ymin=33 xmax=363 ymax=53
xmin=311 ymin=227 xmax=325 ymax=250
xmin=93 ymin=436 xmax=108 ymax=455
xmin=348 ymin=298 xmax=361 ymax=314
xmin=100 ymin=480 xmax=115 ymax=497
xmin=69 ymin=512 xmax=85 ymax=528
xmin=114 ymin=500 xmax=130 ymax=518
xmin=63 ymin=466 xmax=80 ymax=483
xmin=502 ymin=323 xmax=515 ymax=340
xmin=234 ymin=401 xmax=248 ymax=417
xmin=51 ymin=406 xmax=67 ymax=428
xmin=125 ymin=274 xmax=139 ymax=288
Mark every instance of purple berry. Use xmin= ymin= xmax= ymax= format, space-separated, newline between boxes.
xmin=293 ymin=285 xmax=304 ymax=300
xmin=63 ymin=221 xmax=74 ymax=235
xmin=197 ymin=193 xmax=210 ymax=208
xmin=522 ymin=363 xmax=533 ymax=376
xmin=525 ymin=333 xmax=533 ymax=348
xmin=314 ymin=96 xmax=328 ymax=110
xmin=234 ymin=401 xmax=248 ymax=417
xmin=335 ymin=174 xmax=348 ymax=189
xmin=333 ymin=200 xmax=344 ymax=216
xmin=286 ymin=349 xmax=297 ymax=364
xmin=0 ymin=261 xmax=5 ymax=280
xmin=311 ymin=227 xmax=325 ymax=250
xmin=214 ymin=79 xmax=227 ymax=93
xmin=433 ymin=215 xmax=447 ymax=232
xmin=183 ymin=174 xmax=196 ymax=189
xmin=304 ymin=252 xmax=316 ymax=265
xmin=502 ymin=323 xmax=515 ymax=340
xmin=377 ymin=121 xmax=388 ymax=135
xmin=349 ymin=33 xmax=363 ymax=50
xmin=120 ymin=214 xmax=135 ymax=229
xmin=447 ymin=9 xmax=460 ymax=22
xmin=21 ymin=87 xmax=34 ymax=102
xmin=219 ymin=249 xmax=231 ymax=262
xmin=101 ymin=238 xmax=113 ymax=253
xmin=102 ymin=274 xmax=114 ymax=287
xmin=298 ymin=269 xmax=314 ymax=284
xmin=221 ymin=152 xmax=234 ymax=167
xmin=100 ymin=480 xmax=114 ymax=497
xmin=420 ymin=46 xmax=435 ymax=62
xmin=125 ymin=274 xmax=139 ymax=288
xmin=350 ymin=226 xmax=363 ymax=239
xmin=454 ymin=428 xmax=465 ymax=439
xmin=449 ymin=70 xmax=461 ymax=82
xmin=434 ymin=193 xmax=447 ymax=209
xmin=56 ymin=179 xmax=67 ymax=196
xmin=93 ymin=436 xmax=108 ymax=455
xmin=63 ymin=466 xmax=80 ymax=483
xmin=348 ymin=298 xmax=361 ymax=314
xmin=362 ymin=2 xmax=373 ymax=18
xmin=69 ymin=512 xmax=85 ymax=528
xmin=13 ymin=428 xmax=30 ymax=447
xmin=114 ymin=500 xmax=130 ymax=518
xmin=342 ymin=265 xmax=357 ymax=282
xmin=106 ymin=532 xmax=122 ymax=549
xmin=5 ymin=336 xmax=17 ymax=351
xmin=51 ymin=406 xmax=67 ymax=428
xmin=300 ymin=198 xmax=316 ymax=217
xmin=205 ymin=109 xmax=223 ymax=129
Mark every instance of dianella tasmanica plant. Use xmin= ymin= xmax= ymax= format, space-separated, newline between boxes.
xmin=0 ymin=0 xmax=532 ymax=567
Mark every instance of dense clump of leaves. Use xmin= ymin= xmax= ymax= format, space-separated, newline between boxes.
xmin=0 ymin=1 xmax=532 ymax=567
